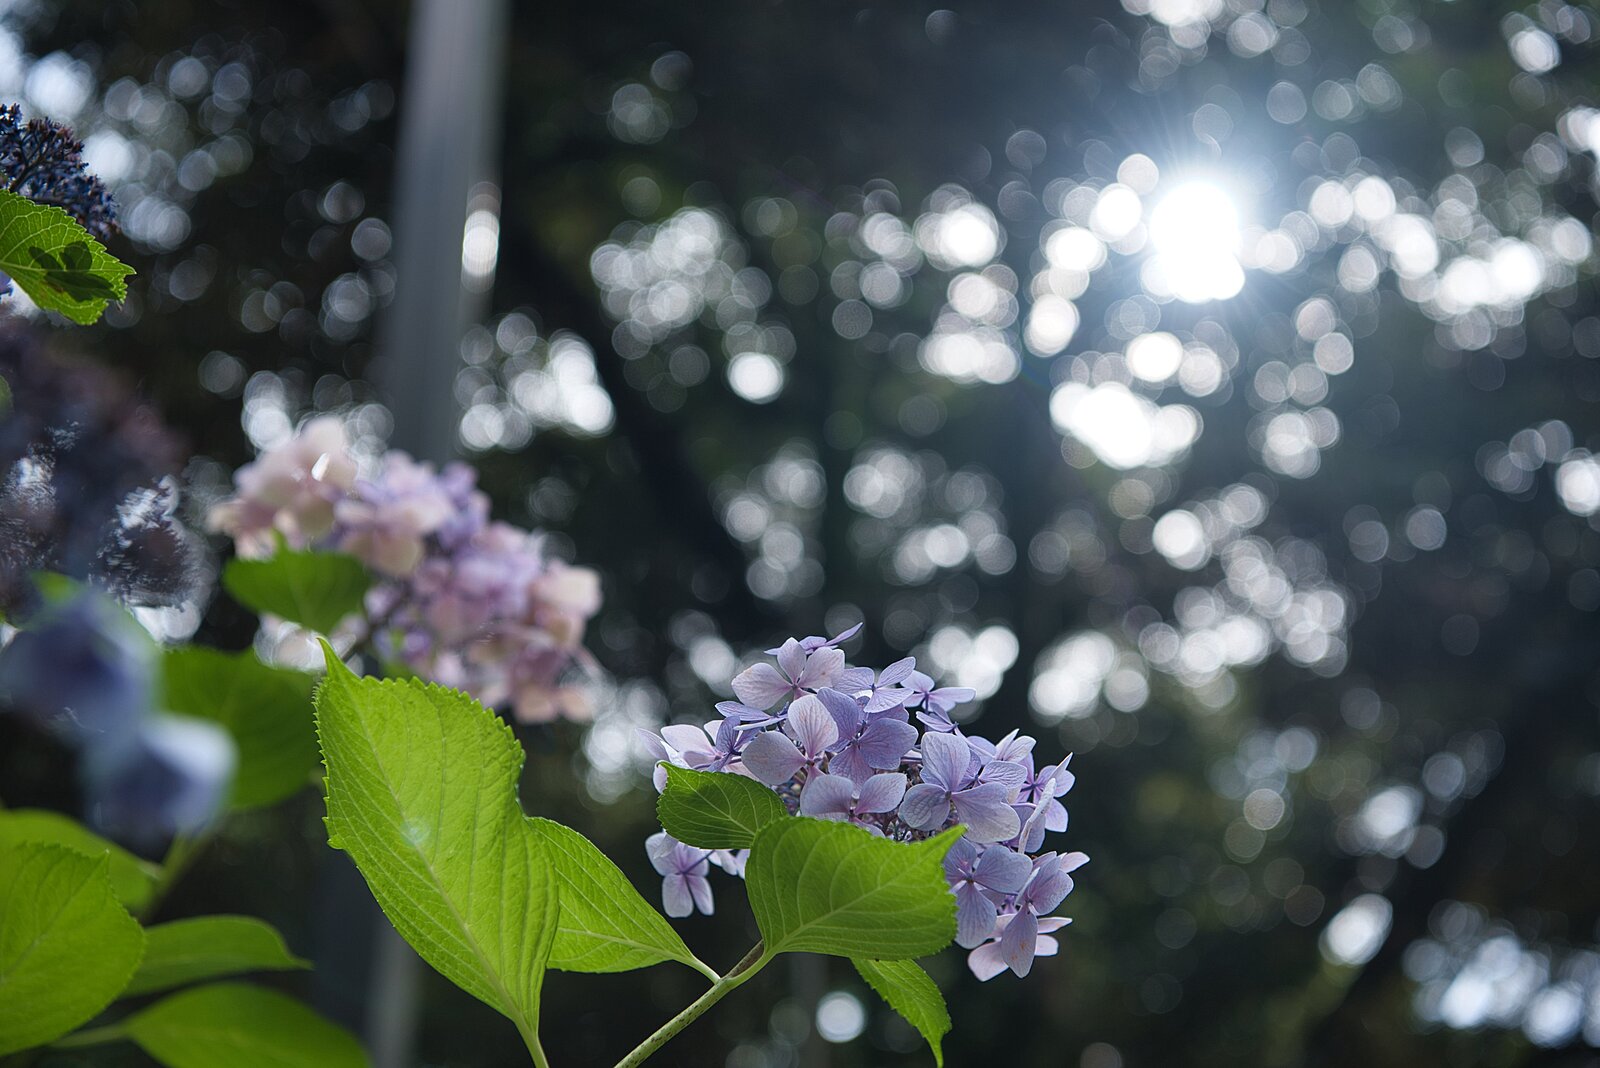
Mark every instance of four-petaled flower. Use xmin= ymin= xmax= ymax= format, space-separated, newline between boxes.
xmin=731 ymin=637 xmax=844 ymax=709
xmin=740 ymin=694 xmax=839 ymax=785
xmin=816 ymin=687 xmax=917 ymax=785
xmin=898 ymin=731 xmax=1023 ymax=843
xmin=646 ymin=832 xmax=715 ymax=917
xmin=943 ymin=837 xmax=1033 ymax=948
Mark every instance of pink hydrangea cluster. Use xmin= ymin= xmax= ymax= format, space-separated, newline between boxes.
xmin=210 ymin=417 xmax=601 ymax=723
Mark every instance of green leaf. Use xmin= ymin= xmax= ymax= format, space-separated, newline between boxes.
xmin=656 ymin=763 xmax=788 ymax=849
xmin=527 ymin=817 xmax=714 ymax=980
xmin=223 ymin=551 xmax=370 ymax=635
xmin=123 ymin=916 xmax=308 ymax=997
xmin=0 ymin=189 xmax=133 ymax=325
xmin=852 ymin=958 xmax=950 ymax=1067
xmin=160 ymin=646 xmax=318 ymax=809
xmin=0 ymin=843 xmax=145 ymax=1055
xmin=745 ymin=818 xmax=961 ymax=960
xmin=125 ymin=982 xmax=367 ymax=1068
xmin=0 ymin=809 xmax=158 ymax=910
xmin=314 ymin=643 xmax=558 ymax=1049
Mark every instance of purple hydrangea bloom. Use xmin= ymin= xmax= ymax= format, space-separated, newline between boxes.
xmin=642 ymin=622 xmax=1085 ymax=982
xmin=898 ymin=731 xmax=1022 ymax=843
xmin=646 ymin=832 xmax=714 ymax=917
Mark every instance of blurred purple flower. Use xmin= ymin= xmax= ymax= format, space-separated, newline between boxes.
xmin=84 ymin=713 xmax=235 ymax=848
xmin=335 ymin=452 xmax=458 ymax=577
xmin=1 ymin=331 xmax=199 ymax=615
xmin=212 ymin=420 xmax=602 ymax=724
xmin=0 ymin=589 xmax=153 ymax=742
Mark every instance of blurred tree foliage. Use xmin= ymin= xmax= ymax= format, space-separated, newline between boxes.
xmin=7 ymin=0 xmax=1600 ymax=1065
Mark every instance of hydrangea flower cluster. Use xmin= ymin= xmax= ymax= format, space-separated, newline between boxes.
xmin=642 ymin=625 xmax=1086 ymax=980
xmin=210 ymin=417 xmax=602 ymax=723
xmin=0 ymin=103 xmax=118 ymax=241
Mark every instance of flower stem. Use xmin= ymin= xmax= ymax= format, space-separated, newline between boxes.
xmin=522 ymin=1020 xmax=552 ymax=1068
xmin=612 ymin=942 xmax=771 ymax=1068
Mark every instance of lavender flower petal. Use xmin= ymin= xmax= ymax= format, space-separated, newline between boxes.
xmin=974 ymin=845 xmax=1032 ymax=894
xmin=731 ymin=662 xmax=792 ymax=709
xmin=856 ymin=718 xmax=917 ymax=770
xmin=918 ymin=731 xmax=970 ymax=791
xmin=740 ymin=730 xmax=806 ymax=785
xmin=855 ymin=772 xmax=907 ymax=813
xmin=798 ymin=773 xmax=856 ymax=819
xmin=998 ymin=909 xmax=1040 ymax=977
xmin=898 ymin=782 xmax=953 ymax=831
xmin=951 ymin=782 xmax=1022 ymax=843
xmin=954 ymin=881 xmax=998 ymax=948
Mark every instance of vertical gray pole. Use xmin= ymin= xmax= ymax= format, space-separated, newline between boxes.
xmin=378 ymin=0 xmax=509 ymax=462
xmin=364 ymin=3 xmax=508 ymax=1066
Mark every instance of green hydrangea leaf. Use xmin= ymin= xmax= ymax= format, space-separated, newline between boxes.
xmin=852 ymin=958 xmax=950 ymax=1067
xmin=160 ymin=646 xmax=318 ymax=809
xmin=656 ymin=763 xmax=787 ymax=849
xmin=124 ymin=982 xmax=367 ymax=1068
xmin=0 ymin=842 xmax=145 ymax=1055
xmin=314 ymin=643 xmax=558 ymax=1050
xmin=0 ymin=188 xmax=133 ymax=325
xmin=527 ymin=817 xmax=716 ymax=980
xmin=0 ymin=809 xmax=159 ymax=910
xmin=746 ymin=818 xmax=960 ymax=960
xmin=223 ymin=551 xmax=370 ymax=635
xmin=123 ymin=916 xmax=309 ymax=997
